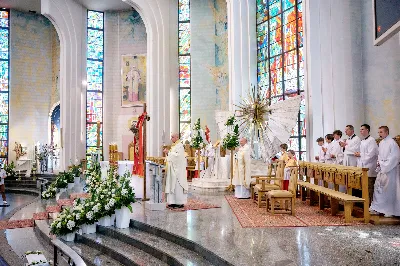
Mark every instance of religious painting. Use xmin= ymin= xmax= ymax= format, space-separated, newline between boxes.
xmin=121 ymin=54 xmax=146 ymax=107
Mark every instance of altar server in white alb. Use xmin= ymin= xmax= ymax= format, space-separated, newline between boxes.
xmin=314 ymin=137 xmax=326 ymax=163
xmin=354 ymin=124 xmax=378 ymax=201
xmin=331 ymin=130 xmax=344 ymax=165
xmin=164 ymin=133 xmax=188 ymax=209
xmin=370 ymin=126 xmax=400 ymax=217
xmin=341 ymin=125 xmax=361 ymax=167
xmin=232 ymin=137 xmax=252 ymax=198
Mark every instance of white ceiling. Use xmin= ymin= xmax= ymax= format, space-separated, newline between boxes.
xmin=0 ymin=0 xmax=132 ymax=13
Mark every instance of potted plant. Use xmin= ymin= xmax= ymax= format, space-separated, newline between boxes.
xmin=50 ymin=207 xmax=78 ymax=242
xmin=70 ymin=160 xmax=82 ymax=184
xmin=4 ymin=162 xmax=16 ymax=178
xmin=114 ymin=173 xmax=135 ymax=229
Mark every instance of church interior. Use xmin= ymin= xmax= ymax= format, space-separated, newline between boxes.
xmin=0 ymin=0 xmax=399 ymax=265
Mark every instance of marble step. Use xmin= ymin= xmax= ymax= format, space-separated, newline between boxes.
xmin=65 ymin=241 xmax=124 ymax=266
xmin=76 ymin=232 xmax=168 ymax=266
xmin=98 ymin=225 xmax=211 ymax=266
xmin=130 ymin=219 xmax=233 ymax=266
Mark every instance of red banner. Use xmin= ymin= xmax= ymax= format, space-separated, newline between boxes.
xmin=132 ymin=112 xmax=146 ymax=177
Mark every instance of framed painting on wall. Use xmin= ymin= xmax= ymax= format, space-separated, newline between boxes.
xmin=121 ymin=54 xmax=146 ymax=107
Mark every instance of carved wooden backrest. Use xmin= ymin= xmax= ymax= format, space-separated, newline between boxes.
xmin=276 ymin=160 xmax=285 ymax=179
xmin=345 ymin=167 xmax=363 ymax=190
xmin=288 ymin=167 xmax=298 ymax=193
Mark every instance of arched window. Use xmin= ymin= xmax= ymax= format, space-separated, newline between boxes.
xmin=0 ymin=9 xmax=9 ymax=164
xmin=257 ymin=0 xmax=306 ymax=160
xmin=86 ymin=10 xmax=104 ymax=161
xmin=178 ymin=0 xmax=191 ymax=138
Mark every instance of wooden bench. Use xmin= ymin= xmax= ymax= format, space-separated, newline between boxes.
xmin=298 ymin=161 xmax=370 ymax=223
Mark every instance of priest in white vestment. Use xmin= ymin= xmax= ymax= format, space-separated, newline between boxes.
xmin=232 ymin=137 xmax=252 ymax=198
xmin=342 ymin=125 xmax=361 ymax=167
xmin=370 ymin=126 xmax=400 ymax=217
xmin=355 ymin=124 xmax=378 ymax=202
xmin=164 ymin=133 xmax=188 ymax=208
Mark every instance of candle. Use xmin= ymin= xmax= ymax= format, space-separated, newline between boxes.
xmin=96 ymin=121 xmax=100 ymax=148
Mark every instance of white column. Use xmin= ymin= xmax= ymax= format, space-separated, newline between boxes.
xmin=42 ymin=0 xmax=86 ymax=170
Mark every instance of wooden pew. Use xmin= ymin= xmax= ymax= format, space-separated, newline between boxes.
xmin=298 ymin=161 xmax=370 ymax=223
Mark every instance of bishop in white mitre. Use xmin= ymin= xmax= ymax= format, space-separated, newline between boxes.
xmin=370 ymin=126 xmax=400 ymax=217
xmin=232 ymin=137 xmax=252 ymax=198
xmin=164 ymin=133 xmax=188 ymax=208
xmin=355 ymin=124 xmax=378 ymax=202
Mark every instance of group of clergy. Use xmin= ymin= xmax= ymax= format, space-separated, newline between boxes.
xmin=314 ymin=124 xmax=400 ymax=218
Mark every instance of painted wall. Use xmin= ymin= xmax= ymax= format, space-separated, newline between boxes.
xmin=362 ymin=1 xmax=400 ymax=136
xmin=9 ymin=10 xmax=60 ymax=162
xmin=103 ymin=10 xmax=147 ymax=160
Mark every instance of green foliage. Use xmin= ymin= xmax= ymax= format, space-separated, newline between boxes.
xmin=222 ymin=124 xmax=240 ymax=150
xmin=4 ymin=161 xmax=16 ymax=177
xmin=191 ymin=131 xmax=205 ymax=150
xmin=225 ymin=116 xmax=235 ymax=126
xmin=193 ymin=118 xmax=201 ymax=131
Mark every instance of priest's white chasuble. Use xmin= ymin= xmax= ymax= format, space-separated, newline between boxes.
xmin=357 ymin=136 xmax=378 ymax=177
xmin=232 ymin=144 xmax=251 ymax=198
xmin=165 ymin=141 xmax=188 ymax=205
xmin=370 ymin=136 xmax=400 ymax=216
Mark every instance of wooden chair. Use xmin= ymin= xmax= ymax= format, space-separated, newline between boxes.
xmin=252 ymin=161 xmax=284 ymax=208
xmin=266 ymin=166 xmax=298 ymax=215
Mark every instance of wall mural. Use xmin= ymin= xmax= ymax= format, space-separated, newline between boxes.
xmin=121 ymin=54 xmax=146 ymax=107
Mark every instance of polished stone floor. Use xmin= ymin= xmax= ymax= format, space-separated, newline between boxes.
xmin=2 ymin=186 xmax=400 ymax=266
xmin=0 ymin=193 xmax=36 ymax=220
xmin=130 ymin=190 xmax=400 ymax=266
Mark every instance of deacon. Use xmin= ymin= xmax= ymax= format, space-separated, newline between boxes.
xmin=164 ymin=133 xmax=188 ymax=209
xmin=354 ymin=124 xmax=378 ymax=202
xmin=370 ymin=126 xmax=400 ymax=217
xmin=232 ymin=137 xmax=252 ymax=198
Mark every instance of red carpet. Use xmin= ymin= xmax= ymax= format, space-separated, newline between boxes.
xmin=70 ymin=193 xmax=90 ymax=200
xmin=168 ymin=198 xmax=221 ymax=212
xmin=57 ymin=199 xmax=74 ymax=207
xmin=33 ymin=212 xmax=49 ymax=220
xmin=225 ymin=195 xmax=364 ymax=228
xmin=0 ymin=219 xmax=34 ymax=230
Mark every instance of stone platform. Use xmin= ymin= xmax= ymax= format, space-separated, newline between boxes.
xmin=191 ymin=178 xmax=230 ymax=192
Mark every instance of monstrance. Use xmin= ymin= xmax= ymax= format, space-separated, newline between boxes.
xmin=215 ymin=86 xmax=302 ymax=162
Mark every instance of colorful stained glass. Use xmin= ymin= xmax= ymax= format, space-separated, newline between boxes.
xmin=86 ymin=10 xmax=104 ymax=157
xmin=179 ymin=0 xmax=190 ymax=21
xmin=283 ymin=0 xmax=296 ymax=11
xmin=0 ymin=29 xmax=8 ymax=59
xmin=179 ymin=0 xmax=191 ymax=137
xmin=86 ymin=123 xmax=102 ymax=147
xmin=87 ymin=29 xmax=104 ymax=60
xmin=269 ymin=0 xmax=281 ymax=18
xmin=179 ymin=23 xmax=190 ymax=55
xmin=257 ymin=2 xmax=305 ymax=158
xmin=257 ymin=0 xmax=268 ymax=24
xmin=88 ymin=11 xmax=103 ymax=29
xmin=180 ymin=123 xmax=191 ymax=137
xmin=0 ymin=10 xmax=8 ymax=161
xmin=179 ymin=89 xmax=191 ymax=122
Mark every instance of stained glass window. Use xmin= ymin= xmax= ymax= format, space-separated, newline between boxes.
xmin=0 ymin=9 xmax=9 ymax=165
xmin=86 ymin=11 xmax=104 ymax=161
xmin=257 ymin=0 xmax=306 ymax=159
xmin=178 ymin=0 xmax=191 ymax=138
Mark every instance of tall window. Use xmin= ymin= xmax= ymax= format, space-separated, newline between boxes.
xmin=0 ymin=9 xmax=9 ymax=165
xmin=178 ymin=0 xmax=191 ymax=138
xmin=257 ymin=0 xmax=305 ymax=160
xmin=86 ymin=11 xmax=104 ymax=160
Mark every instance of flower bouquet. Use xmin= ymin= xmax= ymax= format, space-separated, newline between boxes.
xmin=50 ymin=207 xmax=79 ymax=241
